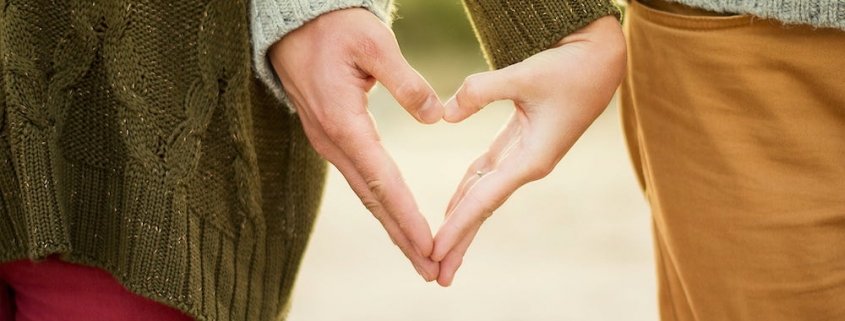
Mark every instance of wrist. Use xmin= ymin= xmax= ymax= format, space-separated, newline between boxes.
xmin=554 ymin=16 xmax=627 ymax=76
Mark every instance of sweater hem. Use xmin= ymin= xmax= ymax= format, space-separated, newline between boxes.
xmin=59 ymin=253 xmax=212 ymax=321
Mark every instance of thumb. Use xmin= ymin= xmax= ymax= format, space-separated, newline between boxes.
xmin=444 ymin=67 xmax=521 ymax=123
xmin=356 ymin=37 xmax=443 ymax=124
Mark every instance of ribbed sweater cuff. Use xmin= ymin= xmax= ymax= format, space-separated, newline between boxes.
xmin=250 ymin=0 xmax=393 ymax=113
xmin=463 ymin=0 xmax=621 ymax=69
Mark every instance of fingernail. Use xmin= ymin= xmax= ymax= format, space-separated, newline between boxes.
xmin=417 ymin=95 xmax=443 ymax=123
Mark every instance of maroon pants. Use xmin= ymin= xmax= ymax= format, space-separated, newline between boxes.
xmin=0 ymin=255 xmax=192 ymax=321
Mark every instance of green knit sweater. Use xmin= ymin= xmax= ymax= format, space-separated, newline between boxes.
xmin=0 ymin=1 xmax=617 ymax=321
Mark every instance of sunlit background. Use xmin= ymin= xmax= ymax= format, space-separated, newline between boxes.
xmin=288 ymin=1 xmax=656 ymax=320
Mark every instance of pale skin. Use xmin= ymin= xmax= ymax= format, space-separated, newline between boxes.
xmin=269 ymin=9 xmax=626 ymax=286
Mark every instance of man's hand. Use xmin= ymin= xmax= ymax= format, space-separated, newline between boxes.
xmin=269 ymin=8 xmax=443 ymax=281
xmin=432 ymin=16 xmax=627 ymax=286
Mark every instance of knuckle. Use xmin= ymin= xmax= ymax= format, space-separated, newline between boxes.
xmin=395 ymin=80 xmax=429 ymax=108
xmin=509 ymin=66 xmax=534 ymax=87
xmin=458 ymin=75 xmax=484 ymax=108
xmin=355 ymin=35 xmax=384 ymax=60
xmin=477 ymin=207 xmax=496 ymax=222
xmin=464 ymin=192 xmax=496 ymax=223
xmin=322 ymin=123 xmax=350 ymax=141
xmin=443 ymin=221 xmax=463 ymax=237
xmin=525 ymin=159 xmax=556 ymax=181
xmin=395 ymin=214 xmax=412 ymax=232
xmin=366 ymin=178 xmax=388 ymax=201
xmin=480 ymin=210 xmax=495 ymax=221
xmin=360 ymin=195 xmax=384 ymax=217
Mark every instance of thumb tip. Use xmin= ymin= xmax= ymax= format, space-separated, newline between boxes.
xmin=418 ymin=95 xmax=445 ymax=124
xmin=443 ymin=97 xmax=462 ymax=123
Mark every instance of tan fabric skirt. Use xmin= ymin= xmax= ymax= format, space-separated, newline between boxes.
xmin=621 ymin=1 xmax=845 ymax=320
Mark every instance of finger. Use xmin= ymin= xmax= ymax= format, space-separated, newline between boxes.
xmin=445 ymin=155 xmax=489 ymax=215
xmin=446 ymin=115 xmax=523 ymax=214
xmin=444 ymin=66 xmax=523 ymax=123
xmin=370 ymin=197 xmax=440 ymax=281
xmin=306 ymin=122 xmax=439 ymax=281
xmin=344 ymin=161 xmax=440 ymax=281
xmin=321 ymin=110 xmax=436 ymax=259
xmin=295 ymin=108 xmax=439 ymax=280
xmin=432 ymin=153 xmax=534 ymax=262
xmin=355 ymin=36 xmax=443 ymax=124
xmin=437 ymin=224 xmax=481 ymax=287
xmin=343 ymin=163 xmax=440 ymax=281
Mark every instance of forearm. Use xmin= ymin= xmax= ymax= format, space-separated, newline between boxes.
xmin=462 ymin=0 xmax=621 ymax=69
xmin=250 ymin=0 xmax=394 ymax=110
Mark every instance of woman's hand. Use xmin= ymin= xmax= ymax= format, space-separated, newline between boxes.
xmin=432 ymin=16 xmax=627 ymax=286
xmin=269 ymin=8 xmax=444 ymax=282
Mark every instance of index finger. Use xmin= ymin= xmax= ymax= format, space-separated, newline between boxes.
xmin=432 ymin=153 xmax=535 ymax=262
xmin=324 ymin=109 xmax=435 ymax=258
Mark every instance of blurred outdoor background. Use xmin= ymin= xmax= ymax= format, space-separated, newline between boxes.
xmin=288 ymin=1 xmax=656 ymax=320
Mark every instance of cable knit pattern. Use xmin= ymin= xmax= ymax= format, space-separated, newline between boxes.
xmin=250 ymin=0 xmax=393 ymax=112
xmin=0 ymin=1 xmax=327 ymax=321
xmin=667 ymin=0 xmax=845 ymax=30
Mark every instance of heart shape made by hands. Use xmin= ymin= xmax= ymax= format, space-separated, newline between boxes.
xmin=269 ymin=9 xmax=626 ymax=287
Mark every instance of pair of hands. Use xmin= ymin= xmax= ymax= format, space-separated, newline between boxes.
xmin=269 ymin=8 xmax=626 ymax=287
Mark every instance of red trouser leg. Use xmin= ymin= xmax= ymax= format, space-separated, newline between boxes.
xmin=0 ymin=279 xmax=13 ymax=321
xmin=0 ymin=255 xmax=193 ymax=321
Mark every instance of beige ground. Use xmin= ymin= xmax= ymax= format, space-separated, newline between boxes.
xmin=286 ymin=87 xmax=658 ymax=321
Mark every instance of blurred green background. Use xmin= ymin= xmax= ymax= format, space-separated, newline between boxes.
xmin=392 ymin=0 xmax=487 ymax=95
xmin=287 ymin=2 xmax=654 ymax=321
xmin=393 ymin=0 xmax=481 ymax=53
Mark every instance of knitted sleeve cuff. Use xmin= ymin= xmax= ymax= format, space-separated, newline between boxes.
xmin=462 ymin=0 xmax=621 ymax=69
xmin=250 ymin=0 xmax=393 ymax=112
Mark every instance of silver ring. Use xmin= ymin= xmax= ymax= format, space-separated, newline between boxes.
xmin=475 ymin=170 xmax=485 ymax=177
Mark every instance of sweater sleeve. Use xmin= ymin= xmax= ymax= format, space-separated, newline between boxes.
xmin=462 ymin=0 xmax=621 ymax=69
xmin=250 ymin=0 xmax=394 ymax=110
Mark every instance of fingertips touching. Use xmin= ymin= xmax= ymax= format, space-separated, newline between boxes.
xmin=442 ymin=95 xmax=468 ymax=123
xmin=436 ymin=224 xmax=480 ymax=287
xmin=432 ymin=161 xmax=527 ymax=261
xmin=388 ymin=72 xmax=443 ymax=124
xmin=437 ymin=254 xmax=462 ymax=287
xmin=416 ymin=256 xmax=441 ymax=282
xmin=417 ymin=94 xmax=445 ymax=124
xmin=322 ymin=138 xmax=437 ymax=282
